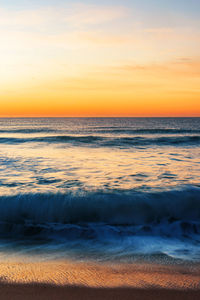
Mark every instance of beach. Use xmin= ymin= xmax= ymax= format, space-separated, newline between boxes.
xmin=0 ymin=260 xmax=200 ymax=299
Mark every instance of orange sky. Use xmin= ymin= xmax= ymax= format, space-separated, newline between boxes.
xmin=0 ymin=1 xmax=200 ymax=117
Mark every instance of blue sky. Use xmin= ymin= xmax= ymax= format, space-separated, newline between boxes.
xmin=2 ymin=0 xmax=200 ymax=13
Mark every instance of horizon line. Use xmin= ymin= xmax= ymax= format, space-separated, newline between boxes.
xmin=0 ymin=116 xmax=199 ymax=118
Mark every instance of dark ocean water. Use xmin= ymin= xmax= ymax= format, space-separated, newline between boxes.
xmin=0 ymin=117 xmax=199 ymax=263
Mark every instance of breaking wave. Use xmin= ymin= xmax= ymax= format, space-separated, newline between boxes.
xmin=0 ymin=186 xmax=199 ymax=239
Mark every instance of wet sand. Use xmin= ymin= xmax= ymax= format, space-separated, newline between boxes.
xmin=0 ymin=260 xmax=199 ymax=299
xmin=1 ymin=283 xmax=200 ymax=300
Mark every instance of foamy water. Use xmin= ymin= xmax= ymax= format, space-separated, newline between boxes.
xmin=0 ymin=117 xmax=199 ymax=263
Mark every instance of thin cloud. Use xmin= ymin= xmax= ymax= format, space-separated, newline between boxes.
xmin=111 ymin=58 xmax=200 ymax=78
xmin=0 ymin=3 xmax=128 ymax=28
xmin=65 ymin=3 xmax=128 ymax=26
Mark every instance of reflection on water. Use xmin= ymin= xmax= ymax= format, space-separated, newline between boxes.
xmin=0 ymin=143 xmax=199 ymax=195
xmin=0 ymin=117 xmax=199 ymax=263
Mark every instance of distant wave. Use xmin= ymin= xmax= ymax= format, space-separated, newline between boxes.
xmin=0 ymin=186 xmax=199 ymax=239
xmin=0 ymin=128 xmax=56 ymax=134
xmin=95 ymin=128 xmax=200 ymax=135
xmin=0 ymin=135 xmax=199 ymax=147
xmin=0 ymin=128 xmax=200 ymax=135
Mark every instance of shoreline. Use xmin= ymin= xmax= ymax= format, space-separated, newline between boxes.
xmin=0 ymin=260 xmax=199 ymax=287
xmin=0 ymin=260 xmax=199 ymax=299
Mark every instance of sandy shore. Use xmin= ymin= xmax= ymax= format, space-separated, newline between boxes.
xmin=0 ymin=260 xmax=199 ymax=299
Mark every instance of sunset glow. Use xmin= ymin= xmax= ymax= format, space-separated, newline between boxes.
xmin=0 ymin=0 xmax=200 ymax=116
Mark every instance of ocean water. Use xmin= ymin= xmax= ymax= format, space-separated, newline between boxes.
xmin=0 ymin=117 xmax=199 ymax=263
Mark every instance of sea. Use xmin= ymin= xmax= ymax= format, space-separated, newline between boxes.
xmin=0 ymin=117 xmax=199 ymax=264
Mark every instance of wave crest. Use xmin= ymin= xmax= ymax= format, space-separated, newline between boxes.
xmin=0 ymin=186 xmax=199 ymax=227
xmin=0 ymin=135 xmax=199 ymax=147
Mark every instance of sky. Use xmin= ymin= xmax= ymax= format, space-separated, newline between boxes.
xmin=0 ymin=0 xmax=200 ymax=117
